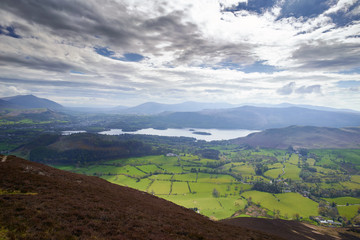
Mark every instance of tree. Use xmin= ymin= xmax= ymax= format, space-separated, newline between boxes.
xmin=293 ymin=213 xmax=300 ymax=221
xmin=212 ymin=188 xmax=220 ymax=198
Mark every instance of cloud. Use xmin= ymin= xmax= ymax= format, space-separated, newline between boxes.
xmin=277 ymin=82 xmax=295 ymax=95
xmin=0 ymin=55 xmax=79 ymax=73
xmin=295 ymin=85 xmax=322 ymax=94
xmin=277 ymin=82 xmax=322 ymax=95
xmin=0 ymin=0 xmax=359 ymax=110
xmin=291 ymin=41 xmax=360 ymax=72
xmin=219 ymin=0 xmax=248 ymax=9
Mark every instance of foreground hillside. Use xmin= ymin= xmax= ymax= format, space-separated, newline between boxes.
xmin=221 ymin=218 xmax=360 ymax=240
xmin=1 ymin=155 xmax=359 ymax=240
xmin=0 ymin=155 xmax=277 ymax=240
xmin=231 ymin=126 xmax=360 ymax=149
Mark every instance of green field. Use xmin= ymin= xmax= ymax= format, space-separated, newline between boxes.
xmin=324 ymin=197 xmax=360 ymax=205
xmin=264 ymin=168 xmax=283 ymax=179
xmin=351 ymin=175 xmax=360 ymax=184
xmin=54 ymin=148 xmax=360 ymax=222
xmin=172 ymin=182 xmax=190 ymax=194
xmin=282 ymin=163 xmax=301 ymax=180
xmin=148 ymin=180 xmax=171 ymax=195
xmin=337 ymin=205 xmax=360 ymax=220
xmin=242 ymin=191 xmax=318 ymax=219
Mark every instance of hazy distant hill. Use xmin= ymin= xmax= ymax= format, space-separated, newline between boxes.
xmin=245 ymin=103 xmax=359 ymax=113
xmin=230 ymin=126 xmax=360 ymax=149
xmin=0 ymin=155 xmax=278 ymax=240
xmin=156 ymin=106 xmax=360 ymax=130
xmin=0 ymin=99 xmax=21 ymax=109
xmin=2 ymin=95 xmax=63 ymax=110
xmin=119 ymin=101 xmax=237 ymax=114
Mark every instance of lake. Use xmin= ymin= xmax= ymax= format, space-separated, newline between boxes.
xmin=62 ymin=130 xmax=87 ymax=135
xmin=98 ymin=128 xmax=260 ymax=141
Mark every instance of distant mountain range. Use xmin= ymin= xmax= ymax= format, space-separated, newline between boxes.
xmin=154 ymin=106 xmax=360 ymax=130
xmin=230 ymin=126 xmax=360 ymax=149
xmin=1 ymin=95 xmax=63 ymax=110
xmin=117 ymin=101 xmax=238 ymax=114
xmin=1 ymin=95 xmax=360 ymax=130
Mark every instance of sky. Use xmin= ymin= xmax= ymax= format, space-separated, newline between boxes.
xmin=0 ymin=0 xmax=360 ymax=110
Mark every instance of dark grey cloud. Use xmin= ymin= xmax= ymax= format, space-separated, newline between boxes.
xmin=291 ymin=41 xmax=360 ymax=72
xmin=0 ymin=0 xmax=255 ymax=67
xmin=0 ymin=55 xmax=78 ymax=73
xmin=0 ymin=77 xmax=135 ymax=92
xmin=0 ymin=0 xmax=136 ymax=48
xmin=140 ymin=11 xmax=255 ymax=65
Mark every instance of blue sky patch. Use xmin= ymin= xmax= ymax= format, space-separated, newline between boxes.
xmin=337 ymin=80 xmax=360 ymax=88
xmin=0 ymin=25 xmax=21 ymax=38
xmin=122 ymin=53 xmax=144 ymax=62
xmin=224 ymin=0 xmax=277 ymax=14
xmin=94 ymin=46 xmax=144 ymax=62
xmin=214 ymin=60 xmax=279 ymax=73
xmin=216 ymin=61 xmax=242 ymax=70
xmin=225 ymin=0 xmax=335 ymax=22
xmin=337 ymin=67 xmax=360 ymax=75
xmin=328 ymin=1 xmax=360 ymax=27
xmin=94 ymin=46 xmax=115 ymax=57
xmin=241 ymin=61 xmax=279 ymax=73
xmin=278 ymin=0 xmax=331 ymax=19
xmin=70 ymin=70 xmax=85 ymax=74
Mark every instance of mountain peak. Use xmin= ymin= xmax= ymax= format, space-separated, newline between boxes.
xmin=1 ymin=94 xmax=63 ymax=109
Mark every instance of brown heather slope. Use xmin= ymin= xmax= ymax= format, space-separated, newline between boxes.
xmin=0 ymin=155 xmax=279 ymax=240
xmin=222 ymin=217 xmax=360 ymax=240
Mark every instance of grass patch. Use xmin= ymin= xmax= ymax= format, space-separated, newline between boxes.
xmin=288 ymin=154 xmax=299 ymax=165
xmin=264 ymin=168 xmax=283 ymax=179
xmin=136 ymin=164 xmax=162 ymax=174
xmin=173 ymin=173 xmax=197 ymax=182
xmin=197 ymin=173 xmax=236 ymax=183
xmin=282 ymin=163 xmax=301 ymax=181
xmin=341 ymin=181 xmax=360 ymax=189
xmin=241 ymin=191 xmax=318 ymax=219
xmin=337 ymin=205 xmax=360 ymax=220
xmin=351 ymin=175 xmax=360 ymax=184
xmin=323 ymin=197 xmax=360 ymax=205
xmin=172 ymin=182 xmax=190 ymax=194
xmin=148 ymin=180 xmax=171 ymax=195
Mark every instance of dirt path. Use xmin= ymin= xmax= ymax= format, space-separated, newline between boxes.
xmin=1 ymin=155 xmax=7 ymax=163
xmin=278 ymin=163 xmax=286 ymax=179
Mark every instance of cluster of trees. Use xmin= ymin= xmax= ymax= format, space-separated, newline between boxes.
xmin=196 ymin=149 xmax=220 ymax=160
xmin=28 ymin=134 xmax=161 ymax=165
xmin=299 ymin=169 xmax=321 ymax=183
xmin=252 ymin=181 xmax=282 ymax=194
xmin=255 ymin=163 xmax=268 ymax=175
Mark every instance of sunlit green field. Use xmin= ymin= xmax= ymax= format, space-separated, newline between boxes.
xmin=264 ymin=168 xmax=283 ymax=179
xmin=54 ymin=148 xmax=360 ymax=221
xmin=323 ymin=197 xmax=360 ymax=205
xmin=241 ymin=191 xmax=318 ymax=219
xmin=282 ymin=163 xmax=301 ymax=180
xmin=337 ymin=205 xmax=360 ymax=220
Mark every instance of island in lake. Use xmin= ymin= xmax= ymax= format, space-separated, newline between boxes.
xmin=192 ymin=131 xmax=211 ymax=135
